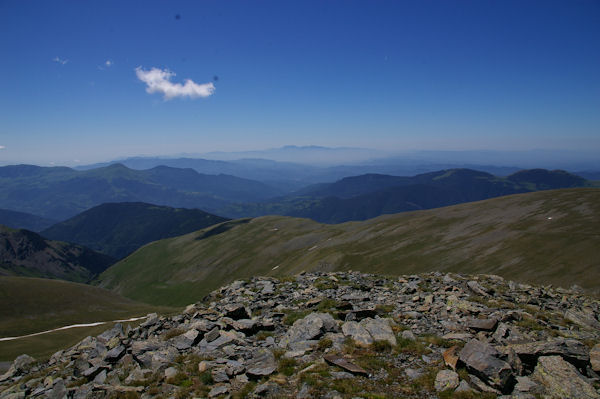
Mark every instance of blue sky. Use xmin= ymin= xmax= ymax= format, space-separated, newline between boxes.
xmin=0 ymin=0 xmax=599 ymax=165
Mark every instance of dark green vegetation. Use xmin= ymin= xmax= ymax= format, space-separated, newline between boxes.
xmin=0 ymin=163 xmax=281 ymax=220
xmin=0 ymin=208 xmax=56 ymax=232
xmin=98 ymin=188 xmax=600 ymax=306
xmin=42 ymin=202 xmax=229 ymax=259
xmin=0 ymin=276 xmax=173 ymax=361
xmin=222 ymin=168 xmax=593 ymax=223
xmin=0 ymin=225 xmax=114 ymax=282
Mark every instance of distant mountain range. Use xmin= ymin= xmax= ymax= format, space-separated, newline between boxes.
xmin=0 ymin=225 xmax=114 ymax=282
xmin=97 ymin=188 xmax=600 ymax=306
xmin=221 ymin=168 xmax=592 ymax=223
xmin=0 ymin=209 xmax=57 ymax=232
xmin=0 ymin=163 xmax=281 ymax=220
xmin=42 ymin=202 xmax=229 ymax=259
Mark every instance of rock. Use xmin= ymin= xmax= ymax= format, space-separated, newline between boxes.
xmin=514 ymin=376 xmax=538 ymax=392
xmin=455 ymin=380 xmax=473 ymax=392
xmin=532 ymin=355 xmax=599 ymax=398
xmin=97 ymin=323 xmax=123 ymax=344
xmin=362 ymin=318 xmax=396 ymax=346
xmin=224 ymin=304 xmax=250 ymax=320
xmin=104 ymin=345 xmax=125 ymax=363
xmin=208 ymin=385 xmax=229 ymax=398
xmin=459 ymin=339 xmax=514 ymax=392
xmin=164 ymin=366 xmax=178 ymax=380
xmin=565 ymin=309 xmax=600 ymax=330
xmin=211 ymin=368 xmax=230 ymax=382
xmin=205 ymin=326 xmax=220 ymax=342
xmin=342 ymin=321 xmax=372 ymax=346
xmin=405 ymin=368 xmax=423 ymax=380
xmin=3 ymin=354 xmax=35 ymax=378
xmin=443 ymin=345 xmax=460 ymax=370
xmin=282 ymin=313 xmax=330 ymax=346
xmin=323 ymin=354 xmax=369 ymax=377
xmin=172 ymin=328 xmax=200 ymax=350
xmin=401 ymin=330 xmax=416 ymax=341
xmin=467 ymin=318 xmax=498 ymax=331
xmin=246 ymin=349 xmax=276 ymax=378
xmin=591 ymin=344 xmax=600 ymax=372
xmin=503 ymin=338 xmax=590 ymax=369
xmin=467 ymin=280 xmax=491 ymax=296
xmin=93 ymin=369 xmax=107 ymax=384
xmin=139 ymin=313 xmax=158 ymax=328
xmin=434 ymin=369 xmax=459 ymax=391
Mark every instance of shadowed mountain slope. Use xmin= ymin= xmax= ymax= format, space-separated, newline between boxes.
xmin=0 ymin=209 xmax=56 ymax=232
xmin=42 ymin=202 xmax=229 ymax=259
xmin=0 ymin=225 xmax=115 ymax=283
xmin=98 ymin=188 xmax=600 ymax=306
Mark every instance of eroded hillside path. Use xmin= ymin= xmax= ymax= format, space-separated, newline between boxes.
xmin=0 ymin=316 xmax=148 ymax=342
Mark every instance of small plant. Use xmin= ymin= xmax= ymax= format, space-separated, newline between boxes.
xmin=317 ymin=337 xmax=333 ymax=350
xmin=278 ymin=357 xmax=298 ymax=376
xmin=371 ymin=340 xmax=392 ymax=352
xmin=161 ymin=328 xmax=185 ymax=341
xmin=198 ymin=371 xmax=213 ymax=385
xmin=233 ymin=382 xmax=257 ymax=398
xmin=283 ymin=310 xmax=311 ymax=326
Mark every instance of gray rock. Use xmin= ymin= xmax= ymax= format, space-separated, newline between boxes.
xmin=459 ymin=339 xmax=514 ymax=392
xmin=341 ymin=321 xmax=373 ymax=347
xmin=97 ymin=323 xmax=123 ymax=344
xmin=208 ymin=385 xmax=229 ymax=397
xmin=46 ymin=378 xmax=66 ymax=399
xmin=283 ymin=313 xmax=329 ymax=346
xmin=224 ymin=304 xmax=250 ymax=320
xmin=362 ymin=318 xmax=396 ymax=346
xmin=467 ymin=280 xmax=491 ymax=296
xmin=503 ymin=338 xmax=590 ymax=369
xmin=164 ymin=367 xmax=178 ymax=380
xmin=246 ymin=348 xmax=276 ymax=377
xmin=401 ymin=330 xmax=416 ymax=341
xmin=104 ymin=345 xmax=125 ymax=363
xmin=405 ymin=368 xmax=423 ymax=380
xmin=204 ymin=326 xmax=220 ymax=343
xmin=455 ymin=380 xmax=473 ymax=392
xmin=591 ymin=343 xmax=600 ymax=373
xmin=532 ymin=355 xmax=599 ymax=398
xmin=514 ymin=376 xmax=538 ymax=392
xmin=434 ymin=369 xmax=459 ymax=391
xmin=172 ymin=328 xmax=200 ymax=350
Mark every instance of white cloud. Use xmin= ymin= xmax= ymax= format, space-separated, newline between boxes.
xmin=135 ymin=67 xmax=215 ymax=100
xmin=105 ymin=60 xmax=113 ymax=67
xmin=0 ymin=146 xmax=5 ymax=150
xmin=53 ymin=56 xmax=68 ymax=65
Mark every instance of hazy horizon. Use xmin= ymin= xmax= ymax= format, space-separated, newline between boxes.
xmin=1 ymin=1 xmax=599 ymax=165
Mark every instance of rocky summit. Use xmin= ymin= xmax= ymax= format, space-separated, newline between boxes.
xmin=2 ymin=271 xmax=600 ymax=398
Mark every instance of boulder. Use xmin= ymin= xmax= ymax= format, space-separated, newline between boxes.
xmin=458 ymin=339 xmax=514 ymax=392
xmin=246 ymin=349 xmax=276 ymax=378
xmin=434 ymin=369 xmax=459 ymax=391
xmin=532 ymin=355 xmax=599 ymax=398
xmin=590 ymin=343 xmax=600 ymax=373
xmin=503 ymin=338 xmax=590 ymax=369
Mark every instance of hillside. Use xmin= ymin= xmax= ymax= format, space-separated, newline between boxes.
xmin=222 ymin=168 xmax=591 ymax=223
xmin=0 ymin=226 xmax=114 ymax=282
xmin=0 ymin=208 xmax=56 ymax=232
xmin=0 ymin=164 xmax=281 ymax=220
xmin=0 ymin=276 xmax=172 ymax=361
xmin=42 ymin=202 xmax=229 ymax=259
xmin=98 ymin=188 xmax=600 ymax=306
xmin=4 ymin=271 xmax=600 ymax=398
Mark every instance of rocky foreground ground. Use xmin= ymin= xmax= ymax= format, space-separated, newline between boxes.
xmin=2 ymin=271 xmax=600 ymax=398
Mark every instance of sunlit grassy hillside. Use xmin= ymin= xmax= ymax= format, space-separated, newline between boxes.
xmin=98 ymin=188 xmax=600 ymax=306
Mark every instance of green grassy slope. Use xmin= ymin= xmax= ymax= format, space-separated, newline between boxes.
xmin=0 ymin=276 xmax=174 ymax=361
xmin=98 ymin=188 xmax=600 ymax=306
